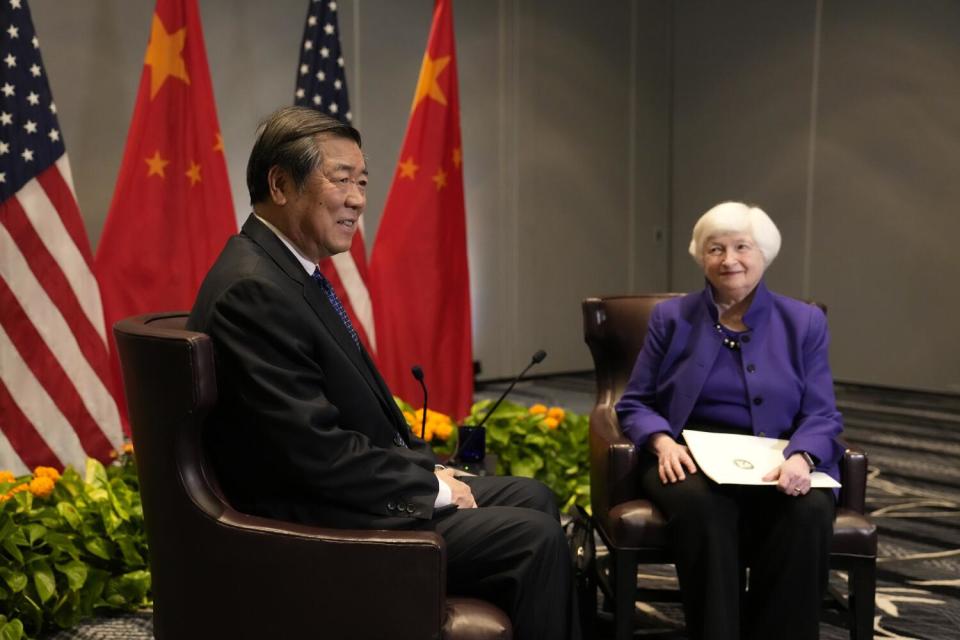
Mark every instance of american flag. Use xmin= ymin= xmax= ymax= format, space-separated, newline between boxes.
xmin=0 ymin=0 xmax=123 ymax=473
xmin=294 ymin=0 xmax=377 ymax=353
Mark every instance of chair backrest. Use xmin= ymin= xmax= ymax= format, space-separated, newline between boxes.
xmin=113 ymin=313 xmax=229 ymax=631
xmin=582 ymin=294 xmax=683 ymax=408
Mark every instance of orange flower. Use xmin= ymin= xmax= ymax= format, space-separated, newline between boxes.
xmin=421 ymin=423 xmax=435 ymax=442
xmin=34 ymin=466 xmax=61 ymax=481
xmin=29 ymin=476 xmax=55 ymax=498
xmin=542 ymin=417 xmax=560 ymax=430
xmin=122 ymin=443 xmax=135 ymax=455
xmin=547 ymin=407 xmax=565 ymax=422
xmin=9 ymin=483 xmax=29 ymax=496
xmin=0 ymin=470 xmax=15 ymax=484
xmin=529 ymin=404 xmax=548 ymax=415
xmin=432 ymin=419 xmax=454 ymax=441
xmin=403 ymin=411 xmax=417 ymax=427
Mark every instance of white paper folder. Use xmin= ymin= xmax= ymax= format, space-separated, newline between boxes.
xmin=682 ymin=429 xmax=841 ymax=488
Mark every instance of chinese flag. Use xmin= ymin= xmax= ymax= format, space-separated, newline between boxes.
xmin=370 ymin=0 xmax=472 ymax=419
xmin=95 ymin=0 xmax=236 ymax=422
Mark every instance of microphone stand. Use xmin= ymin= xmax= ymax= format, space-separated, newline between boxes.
xmin=452 ymin=350 xmax=547 ymax=466
xmin=411 ymin=365 xmax=428 ymax=439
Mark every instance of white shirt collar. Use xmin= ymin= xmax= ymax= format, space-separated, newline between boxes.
xmin=254 ymin=213 xmax=317 ymax=276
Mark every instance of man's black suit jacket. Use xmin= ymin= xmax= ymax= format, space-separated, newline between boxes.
xmin=187 ymin=214 xmax=440 ymax=529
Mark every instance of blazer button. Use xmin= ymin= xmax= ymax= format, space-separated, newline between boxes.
xmin=387 ymin=502 xmax=395 ymax=511
xmin=742 ymin=335 xmax=751 ymax=343
xmin=406 ymin=505 xmax=415 ymax=513
xmin=753 ymin=397 xmax=763 ymax=406
xmin=746 ymin=364 xmax=756 ymax=373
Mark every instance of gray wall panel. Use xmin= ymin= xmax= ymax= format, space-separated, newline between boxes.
xmin=671 ymin=0 xmax=817 ymax=299
xmin=813 ymin=0 xmax=960 ymax=392
xmin=514 ymin=0 xmax=634 ymax=373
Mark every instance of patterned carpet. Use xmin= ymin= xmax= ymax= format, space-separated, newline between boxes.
xmin=44 ymin=379 xmax=959 ymax=639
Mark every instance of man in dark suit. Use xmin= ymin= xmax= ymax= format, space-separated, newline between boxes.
xmin=187 ymin=106 xmax=578 ymax=639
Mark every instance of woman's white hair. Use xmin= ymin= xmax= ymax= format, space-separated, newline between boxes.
xmin=688 ymin=201 xmax=781 ymax=266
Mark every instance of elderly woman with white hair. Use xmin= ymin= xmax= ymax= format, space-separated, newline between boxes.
xmin=615 ymin=202 xmax=844 ymax=640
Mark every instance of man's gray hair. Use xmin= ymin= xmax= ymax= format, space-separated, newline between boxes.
xmin=688 ymin=201 xmax=782 ymax=266
xmin=246 ymin=105 xmax=361 ymax=205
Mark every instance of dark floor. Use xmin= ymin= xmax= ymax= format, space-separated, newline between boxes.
xmin=47 ymin=377 xmax=960 ymax=639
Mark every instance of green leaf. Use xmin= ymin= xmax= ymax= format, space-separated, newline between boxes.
xmin=85 ymin=486 xmax=109 ymax=503
xmin=115 ymin=537 xmax=144 ymax=566
xmin=55 ymin=560 xmax=88 ymax=591
xmin=1 ymin=539 xmax=23 ymax=564
xmin=84 ymin=459 xmax=109 ymax=489
xmin=79 ymin=568 xmax=109 ymax=612
xmin=99 ymin=504 xmax=122 ymax=535
xmin=31 ymin=561 xmax=56 ymax=603
xmin=84 ymin=537 xmax=113 ymax=561
xmin=112 ymin=569 xmax=150 ymax=604
xmin=523 ymin=433 xmax=547 ymax=446
xmin=52 ymin=589 xmax=83 ymax=628
xmin=108 ymin=488 xmax=130 ymax=522
xmin=24 ymin=524 xmax=46 ymax=546
xmin=0 ymin=568 xmax=27 ymax=593
xmin=511 ymin=460 xmax=537 ymax=478
xmin=0 ymin=618 xmax=24 ymax=640
xmin=56 ymin=502 xmax=82 ymax=530
xmin=19 ymin=592 xmax=42 ymax=632
xmin=0 ymin=516 xmax=14 ymax=544
xmin=44 ymin=531 xmax=81 ymax=561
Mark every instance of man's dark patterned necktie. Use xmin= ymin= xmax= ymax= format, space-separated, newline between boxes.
xmin=312 ymin=267 xmax=361 ymax=350
xmin=313 ymin=267 xmax=406 ymax=447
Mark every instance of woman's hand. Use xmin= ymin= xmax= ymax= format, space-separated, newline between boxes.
xmin=649 ymin=433 xmax=698 ymax=484
xmin=762 ymin=453 xmax=811 ymax=496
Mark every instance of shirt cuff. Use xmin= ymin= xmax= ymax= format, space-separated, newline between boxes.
xmin=434 ymin=473 xmax=453 ymax=508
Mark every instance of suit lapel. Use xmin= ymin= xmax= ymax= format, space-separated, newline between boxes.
xmin=671 ymin=294 xmax=722 ymax=429
xmin=242 ymin=215 xmax=400 ymax=421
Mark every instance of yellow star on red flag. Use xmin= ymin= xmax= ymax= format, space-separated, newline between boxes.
xmin=411 ymin=54 xmax=450 ymax=110
xmin=144 ymin=14 xmax=190 ymax=99
xmin=144 ymin=150 xmax=169 ymax=177
xmin=431 ymin=168 xmax=447 ymax=190
xmin=185 ymin=161 xmax=202 ymax=186
xmin=399 ymin=156 xmax=419 ymax=179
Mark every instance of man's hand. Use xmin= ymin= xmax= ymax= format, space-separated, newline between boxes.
xmin=649 ymin=433 xmax=697 ymax=484
xmin=762 ymin=453 xmax=811 ymax=496
xmin=436 ymin=468 xmax=477 ymax=508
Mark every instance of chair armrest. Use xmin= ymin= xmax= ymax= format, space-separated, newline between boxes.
xmin=590 ymin=403 xmax=640 ymax=521
xmin=838 ymin=444 xmax=868 ymax=514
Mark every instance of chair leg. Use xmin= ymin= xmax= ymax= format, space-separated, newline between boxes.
xmin=612 ymin=549 xmax=637 ymax=640
xmin=849 ymin=560 xmax=876 ymax=640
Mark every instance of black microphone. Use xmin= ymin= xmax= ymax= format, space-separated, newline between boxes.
xmin=411 ymin=365 xmax=428 ymax=439
xmin=451 ymin=350 xmax=547 ymax=465
xmin=474 ymin=350 xmax=547 ymax=430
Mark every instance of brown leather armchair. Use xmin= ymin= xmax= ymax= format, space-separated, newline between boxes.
xmin=581 ymin=295 xmax=877 ymax=640
xmin=114 ymin=312 xmax=511 ymax=640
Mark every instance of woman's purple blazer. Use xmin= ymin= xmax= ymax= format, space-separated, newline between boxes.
xmin=615 ymin=281 xmax=845 ymax=482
